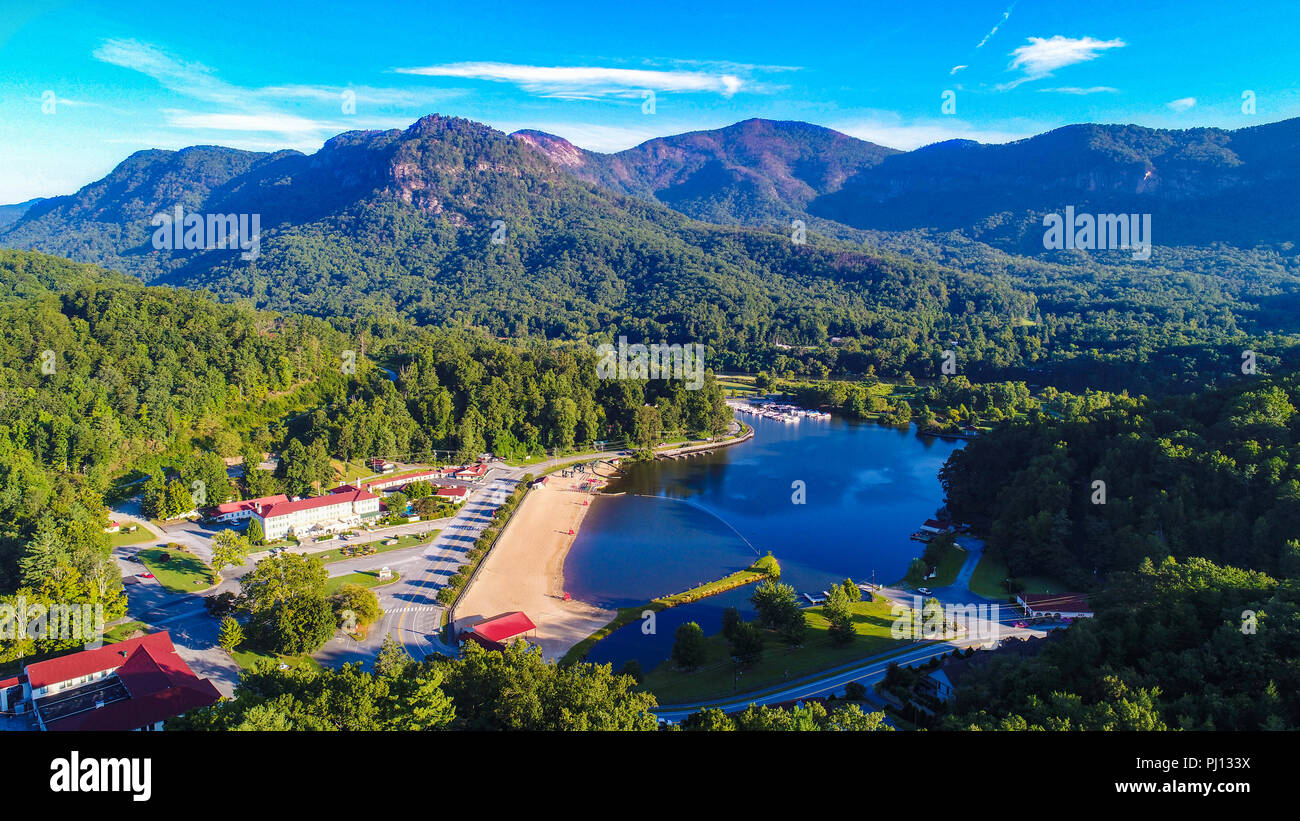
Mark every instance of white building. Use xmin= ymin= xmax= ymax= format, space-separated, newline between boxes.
xmin=252 ymin=485 xmax=381 ymax=541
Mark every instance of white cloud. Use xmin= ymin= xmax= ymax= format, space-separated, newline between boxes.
xmin=394 ymin=62 xmax=746 ymax=98
xmin=1167 ymin=96 xmax=1197 ymax=111
xmin=950 ymin=65 xmax=968 ymax=75
xmin=1038 ymin=86 xmax=1119 ymax=95
xmin=92 ymin=38 xmax=459 ymax=146
xmin=1001 ymin=35 xmax=1126 ymax=89
xmin=832 ymin=113 xmax=1034 ymax=151
xmin=976 ymin=2 xmax=1018 ymax=49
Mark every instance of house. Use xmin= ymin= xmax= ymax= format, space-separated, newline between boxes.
xmin=459 ymin=611 xmax=537 ymax=651
xmin=103 ymin=522 xmax=121 ymax=534
xmin=12 ymin=632 xmax=220 ymax=731
xmin=452 ymin=463 xmax=489 ymax=481
xmin=367 ymin=458 xmax=396 ymax=474
xmin=361 ymin=470 xmax=441 ymax=495
xmin=920 ymin=519 xmax=953 ymax=534
xmin=252 ymin=485 xmax=381 ymax=541
xmin=435 ymin=486 xmax=469 ymax=504
xmin=207 ymin=493 xmax=290 ymax=523
xmin=1016 ymin=593 xmax=1094 ymax=620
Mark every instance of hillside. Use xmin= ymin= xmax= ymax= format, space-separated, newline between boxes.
xmin=514 ymin=118 xmax=898 ymax=225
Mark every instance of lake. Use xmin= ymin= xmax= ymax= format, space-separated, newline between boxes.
xmin=564 ymin=413 xmax=965 ymax=673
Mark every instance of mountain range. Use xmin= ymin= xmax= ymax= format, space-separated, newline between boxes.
xmin=1 ymin=112 xmax=1298 ymax=388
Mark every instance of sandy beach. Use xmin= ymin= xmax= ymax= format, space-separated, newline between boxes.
xmin=453 ymin=465 xmax=619 ymax=660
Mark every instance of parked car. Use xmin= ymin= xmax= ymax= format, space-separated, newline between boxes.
xmin=916 ymin=587 xmax=932 ymax=596
xmin=138 ymin=572 xmax=154 ymax=579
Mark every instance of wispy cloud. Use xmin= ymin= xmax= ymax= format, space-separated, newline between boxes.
xmin=92 ymin=38 xmax=458 ymax=147
xmin=976 ymin=1 xmax=1019 ymax=49
xmin=833 ymin=112 xmax=1033 ymax=151
xmin=950 ymin=65 xmax=968 ymax=75
xmin=1000 ymin=35 xmax=1126 ymax=89
xmin=1038 ymin=86 xmax=1119 ymax=95
xmin=394 ymin=61 xmax=749 ymax=98
xmin=1167 ymin=96 xmax=1197 ymax=111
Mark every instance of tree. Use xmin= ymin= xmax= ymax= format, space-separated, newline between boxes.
xmin=436 ymin=640 xmax=658 ymax=730
xmin=245 ymin=517 xmax=265 ymax=546
xmin=210 ymin=529 xmax=250 ymax=578
xmin=720 ymin=607 xmax=742 ymax=642
xmin=824 ymin=585 xmax=855 ymax=646
xmin=265 ymin=594 xmax=336 ymax=654
xmin=218 ymin=616 xmax=245 ymax=652
xmin=751 ymin=579 xmax=806 ymax=644
xmin=331 ymin=583 xmax=382 ymax=635
xmin=375 ymin=634 xmax=413 ymax=678
xmin=842 ymin=578 xmax=862 ymax=602
xmin=385 ymin=492 xmax=409 ymax=518
xmin=672 ymin=622 xmax=707 ymax=671
xmin=729 ymin=620 xmax=765 ymax=664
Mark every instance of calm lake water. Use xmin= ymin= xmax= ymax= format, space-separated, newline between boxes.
xmin=565 ymin=413 xmax=965 ymax=672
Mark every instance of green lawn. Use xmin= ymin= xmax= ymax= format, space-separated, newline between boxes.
xmin=562 ymin=557 xmax=781 ymax=665
xmin=138 ymin=546 xmax=216 ymax=593
xmin=325 ymin=569 xmax=401 ymax=595
xmin=107 ymin=528 xmax=155 ymax=548
xmin=103 ymin=620 xmax=150 ymax=643
xmin=968 ymin=550 xmax=1070 ymax=599
xmin=229 ymin=647 xmax=323 ymax=672
xmin=640 ymin=595 xmax=915 ymax=704
xmin=313 ymin=532 xmax=435 ymax=564
xmin=931 ymin=540 xmax=968 ymax=587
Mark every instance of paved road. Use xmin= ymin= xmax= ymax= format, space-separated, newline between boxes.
xmin=652 ymin=535 xmax=1046 ymax=723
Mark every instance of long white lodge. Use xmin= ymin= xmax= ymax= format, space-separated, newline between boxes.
xmin=252 ymin=484 xmax=381 ymax=540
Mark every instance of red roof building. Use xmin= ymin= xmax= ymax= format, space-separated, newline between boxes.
xmin=460 ymin=611 xmax=537 ymax=651
xmin=21 ymin=631 xmax=221 ymax=731
xmin=436 ymin=486 xmax=469 ymax=501
xmin=208 ymin=493 xmax=289 ymax=521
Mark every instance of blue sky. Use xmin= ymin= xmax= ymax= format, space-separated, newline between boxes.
xmin=1 ymin=0 xmax=1298 ymax=202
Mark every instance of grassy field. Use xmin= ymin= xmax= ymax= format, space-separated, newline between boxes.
xmin=931 ymin=540 xmax=968 ymax=587
xmin=103 ymin=620 xmax=150 ymax=643
xmin=561 ymin=558 xmax=779 ymax=665
xmin=325 ymin=569 xmax=402 ymax=595
xmin=639 ymin=595 xmax=914 ymax=704
xmin=229 ymin=647 xmax=323 ymax=672
xmin=717 ymin=373 xmax=760 ymax=397
xmin=138 ymin=546 xmax=216 ymax=593
xmin=107 ymin=528 xmax=155 ymax=548
xmin=968 ymin=549 xmax=1069 ymax=599
xmin=312 ymin=532 xmax=435 ymax=564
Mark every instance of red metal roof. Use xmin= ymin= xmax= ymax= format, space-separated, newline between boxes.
xmin=436 ymin=486 xmax=469 ymax=497
xmin=259 ymin=487 xmax=377 ymax=519
xmin=211 ymin=494 xmax=288 ymax=516
xmin=469 ymin=611 xmax=536 ymax=644
xmin=46 ymin=679 xmax=220 ymax=731
xmin=25 ymin=631 xmax=177 ymax=690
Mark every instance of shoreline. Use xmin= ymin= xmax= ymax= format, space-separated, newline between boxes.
xmin=455 ymin=419 xmax=755 ymax=662
xmin=452 ymin=466 xmax=620 ymax=661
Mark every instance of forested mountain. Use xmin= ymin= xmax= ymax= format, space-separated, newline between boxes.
xmin=811 ymin=119 xmax=1300 ymax=250
xmin=0 ymin=249 xmax=729 ymax=648
xmin=514 ymin=118 xmax=898 ymax=225
xmin=0 ymin=198 xmax=44 ymax=230
xmin=4 ymin=115 xmax=1300 ymax=396
xmin=1 ymin=147 xmax=290 ymax=281
xmin=938 ymin=370 xmax=1300 ymax=730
